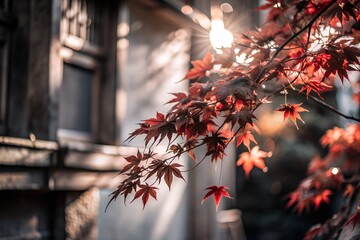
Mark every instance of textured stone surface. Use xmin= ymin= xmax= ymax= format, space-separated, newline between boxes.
xmin=66 ymin=188 xmax=100 ymax=240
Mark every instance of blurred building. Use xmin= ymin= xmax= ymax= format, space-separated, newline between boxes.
xmin=0 ymin=0 xmax=258 ymax=239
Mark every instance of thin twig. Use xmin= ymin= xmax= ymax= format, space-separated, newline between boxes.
xmin=294 ymin=88 xmax=360 ymax=122
xmin=255 ymin=0 xmax=337 ymax=83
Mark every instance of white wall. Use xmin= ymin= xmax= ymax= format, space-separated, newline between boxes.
xmin=98 ymin=2 xmax=191 ymax=240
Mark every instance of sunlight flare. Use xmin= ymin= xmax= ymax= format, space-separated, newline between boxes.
xmin=209 ymin=19 xmax=233 ymax=50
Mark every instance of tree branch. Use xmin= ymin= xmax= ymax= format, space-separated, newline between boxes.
xmin=295 ymin=88 xmax=360 ymax=122
xmin=255 ymin=0 xmax=337 ymax=83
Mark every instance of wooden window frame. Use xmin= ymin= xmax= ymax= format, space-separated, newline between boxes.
xmin=0 ymin=2 xmax=12 ymax=134
xmin=57 ymin=0 xmax=109 ymax=144
xmin=0 ymin=30 xmax=9 ymax=134
xmin=57 ymin=42 xmax=102 ymax=143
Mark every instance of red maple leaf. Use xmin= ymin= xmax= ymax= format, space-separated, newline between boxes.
xmin=276 ymin=103 xmax=309 ymax=129
xmin=226 ymin=111 xmax=257 ymax=129
xmin=287 ymin=188 xmax=333 ymax=214
xmin=201 ymin=185 xmax=232 ymax=210
xmin=143 ymin=112 xmax=177 ymax=146
xmin=236 ymin=146 xmax=271 ymax=177
xmin=131 ymin=184 xmax=158 ymax=209
xmin=210 ymin=77 xmax=255 ymax=102
xmin=120 ymin=150 xmax=148 ymax=174
xmin=305 ymin=0 xmax=332 ymax=15
xmin=183 ymin=138 xmax=198 ymax=161
xmin=236 ymin=130 xmax=257 ymax=150
xmin=299 ymin=80 xmax=332 ymax=99
xmin=184 ymin=52 xmax=213 ymax=80
xmin=184 ymin=119 xmax=215 ymax=139
xmin=145 ymin=112 xmax=166 ymax=126
xmin=287 ymin=191 xmax=309 ymax=214
xmin=307 ymin=155 xmax=328 ymax=175
xmin=126 ymin=122 xmax=150 ymax=142
xmin=166 ymin=92 xmax=187 ymax=104
xmin=313 ymin=189 xmax=332 ymax=210
xmin=156 ymin=163 xmax=185 ymax=190
xmin=345 ymin=207 xmax=360 ymax=229
xmin=320 ymin=127 xmax=345 ymax=147
xmin=204 ymin=132 xmax=227 ymax=163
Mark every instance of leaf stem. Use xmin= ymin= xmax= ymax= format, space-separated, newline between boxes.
xmin=218 ymin=160 xmax=223 ymax=186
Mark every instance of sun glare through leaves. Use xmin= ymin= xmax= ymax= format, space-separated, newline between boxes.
xmin=108 ymin=3 xmax=360 ymax=238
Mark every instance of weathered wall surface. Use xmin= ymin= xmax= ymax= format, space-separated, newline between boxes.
xmin=98 ymin=2 xmax=191 ymax=240
xmin=65 ymin=189 xmax=100 ymax=240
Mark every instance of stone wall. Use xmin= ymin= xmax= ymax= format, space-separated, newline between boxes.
xmin=65 ymin=189 xmax=100 ymax=240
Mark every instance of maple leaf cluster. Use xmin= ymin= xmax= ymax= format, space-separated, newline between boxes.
xmin=288 ymin=123 xmax=360 ymax=239
xmin=108 ymin=0 xmax=360 ymax=232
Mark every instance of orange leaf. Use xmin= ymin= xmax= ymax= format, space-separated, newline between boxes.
xmin=299 ymin=80 xmax=332 ymax=99
xmin=236 ymin=131 xmax=257 ymax=150
xmin=184 ymin=53 xmax=213 ymax=80
xmin=313 ymin=189 xmax=332 ymax=210
xmin=307 ymin=155 xmax=328 ymax=175
xmin=276 ymin=103 xmax=309 ymax=129
xmin=236 ymin=146 xmax=270 ymax=177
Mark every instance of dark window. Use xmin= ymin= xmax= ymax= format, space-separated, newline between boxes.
xmin=59 ymin=64 xmax=93 ymax=133
xmin=0 ymin=0 xmax=10 ymax=133
xmin=0 ymin=41 xmax=7 ymax=128
xmin=58 ymin=0 xmax=106 ymax=141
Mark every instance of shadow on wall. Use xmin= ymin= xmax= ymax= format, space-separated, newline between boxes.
xmin=98 ymin=2 xmax=191 ymax=240
xmin=99 ymin=179 xmax=188 ymax=240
